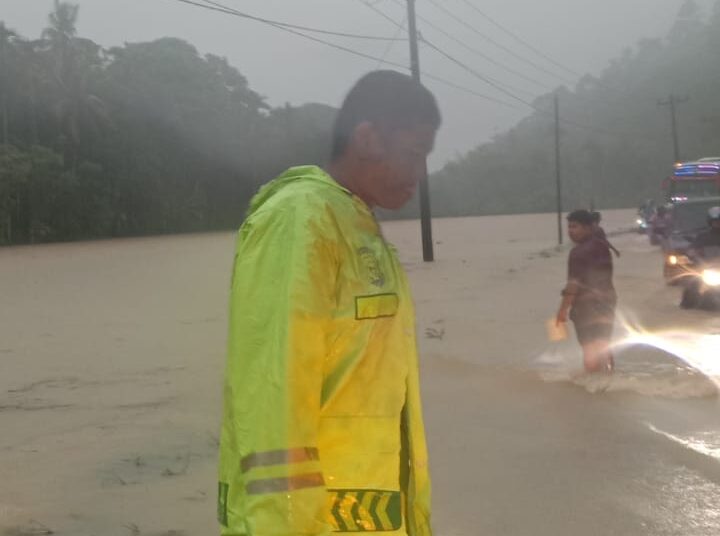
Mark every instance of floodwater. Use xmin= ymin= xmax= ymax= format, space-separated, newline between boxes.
xmin=1 ymin=210 xmax=719 ymax=535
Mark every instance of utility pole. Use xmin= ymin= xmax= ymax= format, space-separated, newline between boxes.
xmin=658 ymin=94 xmax=689 ymax=162
xmin=406 ymin=0 xmax=434 ymax=262
xmin=554 ymin=93 xmax=563 ymax=245
xmin=0 ymin=23 xmax=9 ymax=146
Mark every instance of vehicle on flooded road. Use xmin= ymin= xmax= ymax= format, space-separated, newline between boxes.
xmin=662 ymin=197 xmax=720 ymax=284
xmin=664 ymin=159 xmax=720 ymax=202
xmin=679 ymin=251 xmax=720 ymax=309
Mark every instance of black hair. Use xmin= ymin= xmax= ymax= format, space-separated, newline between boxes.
xmin=331 ymin=70 xmax=441 ymax=159
xmin=591 ymin=211 xmax=602 ymax=223
xmin=567 ymin=209 xmax=594 ymax=226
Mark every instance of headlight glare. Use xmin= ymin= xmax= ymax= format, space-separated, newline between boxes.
xmin=702 ymin=269 xmax=720 ymax=287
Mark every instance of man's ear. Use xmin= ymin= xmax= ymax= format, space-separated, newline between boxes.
xmin=352 ymin=121 xmax=385 ymax=160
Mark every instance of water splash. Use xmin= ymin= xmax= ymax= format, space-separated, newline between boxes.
xmin=612 ymin=310 xmax=720 ymax=391
xmin=536 ymin=309 xmax=720 ymax=397
xmin=646 ymin=422 xmax=720 ymax=462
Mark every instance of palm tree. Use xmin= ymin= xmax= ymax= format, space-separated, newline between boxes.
xmin=41 ymin=1 xmax=110 ymax=170
xmin=0 ymin=22 xmax=17 ymax=146
xmin=42 ymin=0 xmax=78 ymax=57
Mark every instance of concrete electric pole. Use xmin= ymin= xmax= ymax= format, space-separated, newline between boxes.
xmin=406 ymin=0 xmax=434 ymax=262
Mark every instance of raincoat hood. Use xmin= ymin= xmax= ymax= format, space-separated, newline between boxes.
xmin=247 ymin=165 xmax=350 ymax=217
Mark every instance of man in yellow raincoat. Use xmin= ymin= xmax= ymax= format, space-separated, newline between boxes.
xmin=218 ymin=70 xmax=441 ymax=535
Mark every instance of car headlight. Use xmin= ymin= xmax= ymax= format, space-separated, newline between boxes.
xmin=667 ymin=254 xmax=690 ymax=266
xmin=702 ymin=269 xmax=720 ymax=287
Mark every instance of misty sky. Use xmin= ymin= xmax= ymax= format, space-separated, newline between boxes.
xmin=0 ymin=0 xmax=713 ymax=168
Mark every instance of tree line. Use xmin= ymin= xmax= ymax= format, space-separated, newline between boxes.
xmin=2 ymin=1 xmax=720 ymax=244
xmin=0 ymin=2 xmax=334 ymax=244
xmin=422 ymin=0 xmax=720 ymax=219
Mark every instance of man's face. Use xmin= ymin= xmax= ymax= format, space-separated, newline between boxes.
xmin=361 ymin=123 xmax=436 ymax=210
xmin=568 ymin=221 xmax=593 ymax=243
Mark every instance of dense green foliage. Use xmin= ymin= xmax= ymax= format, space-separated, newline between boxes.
xmin=427 ymin=0 xmax=720 ymax=217
xmin=0 ymin=2 xmax=334 ymax=244
xmin=3 ymin=1 xmax=720 ymax=243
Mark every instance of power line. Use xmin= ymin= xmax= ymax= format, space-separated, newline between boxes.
xmin=403 ymin=2 xmax=656 ymax=135
xmin=364 ymin=0 xmax=550 ymax=96
xmin=376 ymin=14 xmax=407 ymax=69
xmin=420 ymin=36 xmax=535 ymax=108
xmin=457 ymin=0 xmax=582 ymax=78
xmin=171 ymin=0 xmax=406 ymax=41
xmin=356 ymin=0 xmax=527 ymax=107
xmin=359 ymin=1 xmax=632 ymax=136
xmin=422 ymin=74 xmax=522 ymax=110
xmin=173 ymin=0 xmax=629 ymax=138
xmin=456 ymin=0 xmax=659 ymax=105
xmin=179 ymin=0 xmax=407 ymax=57
xmin=423 ymin=0 xmax=576 ymax=86
xmin=385 ymin=0 xmax=551 ymax=91
xmin=167 ymin=0 xmax=519 ymax=109
xmin=413 ymin=22 xmax=549 ymax=97
xmin=390 ymin=0 xmax=655 ymax=118
xmin=359 ymin=0 xmax=406 ymax=29
xmin=420 ymin=36 xmax=634 ymax=138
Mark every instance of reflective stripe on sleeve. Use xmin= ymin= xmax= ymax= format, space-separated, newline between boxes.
xmin=240 ymin=447 xmax=320 ymax=473
xmin=245 ymin=472 xmax=325 ymax=495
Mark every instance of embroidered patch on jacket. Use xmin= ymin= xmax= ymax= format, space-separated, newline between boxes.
xmin=357 ymin=247 xmax=385 ymax=287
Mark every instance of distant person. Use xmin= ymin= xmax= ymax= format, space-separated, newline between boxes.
xmin=639 ymin=199 xmax=655 ymax=220
xmin=217 ymin=71 xmax=441 ymax=534
xmin=591 ymin=211 xmax=620 ymax=258
xmin=636 ymin=200 xmax=655 ymax=234
xmin=556 ymin=209 xmax=617 ymax=373
xmin=649 ymin=205 xmax=672 ymax=244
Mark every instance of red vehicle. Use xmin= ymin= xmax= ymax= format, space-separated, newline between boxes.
xmin=664 ymin=158 xmax=720 ymax=202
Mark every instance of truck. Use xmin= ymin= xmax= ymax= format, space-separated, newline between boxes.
xmin=664 ymin=158 xmax=720 ymax=202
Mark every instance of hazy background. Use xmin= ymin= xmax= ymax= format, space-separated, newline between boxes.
xmin=1 ymin=0 xmax=711 ymax=168
xmin=2 ymin=0 xmax=719 ymax=243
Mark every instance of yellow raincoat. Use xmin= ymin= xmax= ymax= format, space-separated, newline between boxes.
xmin=218 ymin=166 xmax=432 ymax=535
